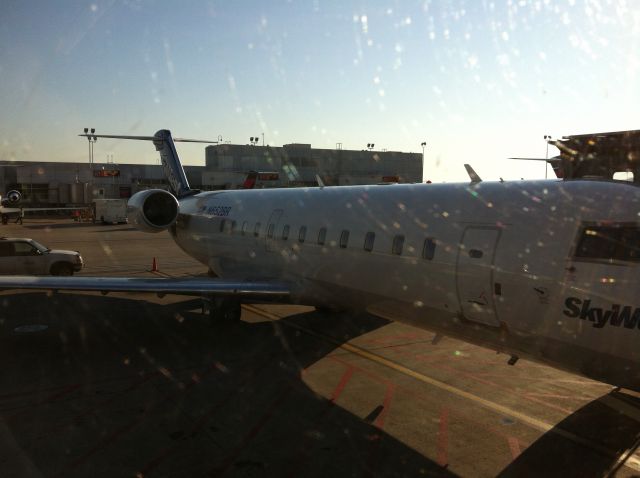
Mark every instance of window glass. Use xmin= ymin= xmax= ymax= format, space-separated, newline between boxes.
xmin=13 ymin=242 xmax=36 ymax=256
xmin=219 ymin=219 xmax=226 ymax=233
xmin=254 ymin=222 xmax=261 ymax=237
xmin=422 ymin=238 xmax=436 ymax=260
xmin=364 ymin=232 xmax=375 ymax=252
xmin=317 ymin=227 xmax=327 ymax=245
xmin=298 ymin=226 xmax=307 ymax=243
xmin=267 ymin=223 xmax=275 ymax=239
xmin=282 ymin=225 xmax=290 ymax=240
xmin=392 ymin=235 xmax=405 ymax=255
xmin=339 ymin=230 xmax=349 ymax=248
xmin=241 ymin=221 xmax=248 ymax=235
xmin=574 ymin=224 xmax=640 ymax=262
xmin=0 ymin=243 xmax=14 ymax=257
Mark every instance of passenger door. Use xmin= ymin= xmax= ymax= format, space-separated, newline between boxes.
xmin=456 ymin=227 xmax=501 ymax=327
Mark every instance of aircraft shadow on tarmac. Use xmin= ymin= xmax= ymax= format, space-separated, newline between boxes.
xmin=0 ymin=292 xmax=458 ymax=478
xmin=497 ymin=389 xmax=640 ymax=478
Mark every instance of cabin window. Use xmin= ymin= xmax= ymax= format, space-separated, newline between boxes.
xmin=267 ymin=223 xmax=275 ymax=239
xmin=282 ymin=225 xmax=290 ymax=240
xmin=392 ymin=235 xmax=405 ymax=255
xmin=298 ymin=226 xmax=307 ymax=243
xmin=317 ymin=227 xmax=327 ymax=245
xmin=364 ymin=232 xmax=375 ymax=252
xmin=574 ymin=223 xmax=640 ymax=263
xmin=230 ymin=220 xmax=237 ymax=234
xmin=422 ymin=238 xmax=436 ymax=260
xmin=339 ymin=230 xmax=349 ymax=248
xmin=219 ymin=219 xmax=226 ymax=233
xmin=254 ymin=222 xmax=261 ymax=237
xmin=241 ymin=221 xmax=248 ymax=235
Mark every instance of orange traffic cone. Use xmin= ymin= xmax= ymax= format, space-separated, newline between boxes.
xmin=151 ymin=257 xmax=158 ymax=272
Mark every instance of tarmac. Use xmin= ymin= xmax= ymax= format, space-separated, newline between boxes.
xmin=1 ymin=218 xmax=640 ymax=477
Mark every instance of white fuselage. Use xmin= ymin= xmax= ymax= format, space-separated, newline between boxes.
xmin=169 ymin=179 xmax=640 ymax=390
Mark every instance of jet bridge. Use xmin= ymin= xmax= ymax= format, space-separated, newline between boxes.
xmin=550 ymin=129 xmax=640 ymax=182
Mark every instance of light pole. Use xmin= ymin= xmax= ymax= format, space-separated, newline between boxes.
xmin=421 ymin=141 xmax=426 ymax=180
xmin=543 ymin=135 xmax=552 ymax=179
xmin=83 ymin=127 xmax=98 ymax=170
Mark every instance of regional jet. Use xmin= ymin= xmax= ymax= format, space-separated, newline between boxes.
xmin=0 ymin=129 xmax=639 ymax=393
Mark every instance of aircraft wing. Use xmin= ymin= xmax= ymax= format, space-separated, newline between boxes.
xmin=0 ymin=276 xmax=291 ymax=299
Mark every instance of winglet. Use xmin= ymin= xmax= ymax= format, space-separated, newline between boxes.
xmin=464 ymin=164 xmax=482 ymax=183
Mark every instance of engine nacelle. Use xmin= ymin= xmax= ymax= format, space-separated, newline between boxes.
xmin=127 ymin=189 xmax=179 ymax=233
xmin=1 ymin=190 xmax=22 ymax=206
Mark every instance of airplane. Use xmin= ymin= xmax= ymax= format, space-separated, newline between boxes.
xmin=0 ymin=129 xmax=639 ymax=395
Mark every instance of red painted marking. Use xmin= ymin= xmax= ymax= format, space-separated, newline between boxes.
xmin=283 ymin=364 xmax=356 ymax=478
xmin=0 ymin=384 xmax=79 ymax=402
xmin=374 ymin=383 xmax=396 ymax=429
xmin=64 ymin=374 xmax=156 ymax=425
xmin=3 ymin=383 xmax=82 ymax=422
xmin=137 ymin=354 xmax=280 ymax=476
xmin=369 ymin=348 xmax=575 ymax=415
xmin=330 ymin=366 xmax=355 ymax=402
xmin=437 ymin=407 xmax=449 ymax=467
xmin=55 ymin=364 xmax=219 ymax=477
xmin=0 ymin=363 xmax=200 ymax=406
xmin=508 ymin=436 xmax=521 ymax=459
xmin=363 ymin=383 xmax=398 ymax=478
xmin=326 ymin=355 xmax=538 ymax=460
xmin=54 ymin=420 xmax=139 ymax=478
xmin=210 ymin=386 xmax=292 ymax=477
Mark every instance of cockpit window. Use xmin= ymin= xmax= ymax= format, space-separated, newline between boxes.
xmin=574 ymin=223 xmax=640 ymax=263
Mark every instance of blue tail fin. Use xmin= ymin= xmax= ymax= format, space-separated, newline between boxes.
xmin=152 ymin=130 xmax=192 ymax=198
xmin=79 ymin=129 xmax=218 ymax=198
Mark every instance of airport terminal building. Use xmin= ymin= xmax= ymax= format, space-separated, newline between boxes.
xmin=0 ymin=143 xmax=422 ymax=205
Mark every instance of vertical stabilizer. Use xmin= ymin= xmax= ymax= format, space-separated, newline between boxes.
xmin=152 ymin=130 xmax=192 ymax=197
xmin=464 ymin=164 xmax=482 ymax=183
xmin=78 ymin=129 xmax=218 ymax=197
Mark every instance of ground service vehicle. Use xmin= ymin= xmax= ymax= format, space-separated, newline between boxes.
xmin=0 ymin=237 xmax=83 ymax=275
xmin=93 ymin=199 xmax=127 ymax=224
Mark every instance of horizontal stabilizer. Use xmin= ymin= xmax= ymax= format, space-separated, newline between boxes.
xmin=0 ymin=276 xmax=291 ymax=299
xmin=78 ymin=134 xmax=218 ymax=144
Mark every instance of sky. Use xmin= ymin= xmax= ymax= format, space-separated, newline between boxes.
xmin=1 ymin=0 xmax=639 ymax=182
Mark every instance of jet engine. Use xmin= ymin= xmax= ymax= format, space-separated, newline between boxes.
xmin=127 ymin=189 xmax=179 ymax=233
xmin=1 ymin=190 xmax=22 ymax=206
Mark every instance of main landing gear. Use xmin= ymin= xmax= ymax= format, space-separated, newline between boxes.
xmin=202 ymin=296 xmax=242 ymax=321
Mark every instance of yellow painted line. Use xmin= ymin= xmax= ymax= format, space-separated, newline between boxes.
xmin=242 ymin=304 xmax=640 ymax=471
